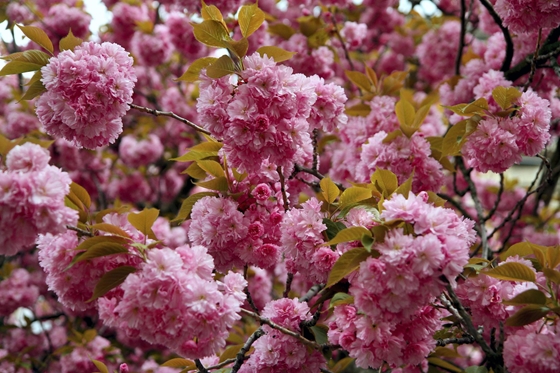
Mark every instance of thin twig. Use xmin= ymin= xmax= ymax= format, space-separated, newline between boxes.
xmin=299 ymin=284 xmax=325 ymax=303
xmin=455 ymin=0 xmax=467 ymax=75
xmin=523 ymin=29 xmax=543 ymax=92
xmin=478 ymin=0 xmax=514 ymax=71
xmin=129 ymin=103 xmax=212 ymax=136
xmin=483 ymin=173 xmax=504 ymax=223
xmin=330 ymin=14 xmax=355 ymax=71
xmin=194 ymin=359 xmax=208 ymax=373
xmin=240 ymin=308 xmax=321 ymax=350
xmin=277 ymin=166 xmax=290 ymax=211
xmin=231 ymin=327 xmax=265 ymax=373
xmin=283 ymin=272 xmax=294 ymax=298
xmin=205 ymin=357 xmax=238 ymax=371
xmin=437 ymin=193 xmax=476 ymax=222
xmin=66 ymin=225 xmax=93 ymax=237
xmin=436 ymin=334 xmax=476 ymax=347
xmin=244 ymin=265 xmax=260 ymax=314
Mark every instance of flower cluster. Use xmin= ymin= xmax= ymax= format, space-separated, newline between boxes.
xmin=463 ymin=90 xmax=551 ymax=173
xmin=280 ymin=198 xmax=336 ymax=283
xmin=239 ymin=298 xmax=326 ymax=372
xmin=494 ymin=0 xmax=560 ymax=34
xmin=0 ymin=143 xmax=77 ymax=256
xmin=0 ymin=268 xmax=39 ymax=317
xmin=98 ymin=246 xmax=246 ymax=359
xmin=36 ymin=41 xmax=136 ymax=149
xmin=503 ymin=323 xmax=560 ymax=373
xmin=197 ymin=52 xmax=346 ymax=172
xmin=328 ymin=191 xmax=476 ymax=368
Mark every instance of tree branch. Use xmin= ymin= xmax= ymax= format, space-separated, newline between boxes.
xmin=231 ymin=327 xmax=265 ymax=373
xmin=129 ymin=103 xmax=212 ymax=136
xmin=478 ymin=0 xmax=514 ymax=72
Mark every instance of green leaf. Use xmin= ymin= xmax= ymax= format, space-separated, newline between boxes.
xmin=546 ymin=245 xmax=560 ymax=269
xmin=59 ymin=29 xmax=83 ymax=51
xmin=197 ymin=160 xmax=225 ymax=178
xmin=427 ymin=357 xmax=462 ymax=373
xmin=190 ymin=140 xmax=223 ymax=152
xmin=464 ymin=367 xmax=488 ymax=373
xmin=173 ymin=192 xmax=218 ymax=223
xmin=395 ymin=98 xmax=415 ymax=130
xmin=542 ymin=268 xmax=560 ymax=284
xmin=17 ymin=25 xmax=54 ymax=54
xmin=68 ymin=182 xmax=91 ymax=210
xmin=323 ymin=218 xmax=346 ymax=241
xmin=500 ymin=242 xmax=534 ymax=261
xmin=320 ymin=177 xmax=340 ymax=204
xmin=462 ymin=97 xmax=489 ymax=115
xmin=177 ymin=57 xmax=217 ymax=82
xmin=83 ymin=329 xmax=97 ymax=343
xmin=20 ymin=79 xmax=46 ymax=101
xmin=191 ymin=20 xmax=231 ymax=48
xmin=195 ymin=176 xmax=229 ymax=192
xmin=361 ymin=234 xmax=374 ymax=252
xmin=90 ymin=223 xmax=131 ymax=238
xmin=238 ymin=3 xmax=265 ymax=38
xmin=484 ymin=262 xmax=536 ymax=282
xmin=331 ymin=357 xmax=354 ymax=373
xmin=327 ymin=226 xmax=372 ymax=246
xmin=91 ymin=360 xmax=109 ymax=373
xmin=0 ymin=61 xmax=43 ymax=76
xmin=329 ymin=292 xmax=354 ymax=309
xmin=394 ymin=174 xmax=413 ymax=197
xmin=226 ymin=38 xmax=249 ymax=60
xmin=256 ymin=46 xmax=296 ymax=63
xmin=219 ymin=344 xmax=243 ymax=363
xmin=503 ymin=289 xmax=547 ymax=305
xmin=127 ymin=208 xmax=159 ymax=240
xmin=345 ymin=103 xmax=371 ymax=117
xmin=206 ymin=55 xmax=238 ymax=79
xmin=327 ymin=247 xmax=371 ymax=287
xmin=161 ymin=358 xmax=196 ymax=369
xmin=267 ymin=23 xmax=296 ymax=40
xmin=75 ymin=236 xmax=130 ymax=252
xmin=345 ymin=70 xmax=373 ymax=92
xmin=505 ymin=305 xmax=549 ymax=326
xmin=370 ymin=169 xmax=398 ymax=197
xmin=440 ymin=118 xmax=478 ymax=158
xmin=74 ymin=242 xmax=129 ymax=263
xmin=172 ymin=150 xmax=219 ymax=162
xmin=413 ymin=104 xmax=431 ymax=129
xmin=310 ymin=325 xmax=329 ymax=345
xmin=492 ymin=86 xmax=521 ymax=110
xmin=338 ymin=187 xmax=372 ymax=209
xmin=87 ymin=266 xmax=137 ymax=302
xmin=184 ymin=162 xmax=208 ymax=179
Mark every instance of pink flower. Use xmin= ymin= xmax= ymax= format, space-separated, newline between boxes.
xmin=36 ymin=41 xmax=136 ymax=149
xmin=495 ymin=0 xmax=560 ymax=34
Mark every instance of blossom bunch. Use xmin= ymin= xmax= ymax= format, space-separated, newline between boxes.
xmin=0 ymin=143 xmax=77 ymax=256
xmin=98 ymin=246 xmax=246 ymax=359
xmin=328 ymin=191 xmax=476 ymax=368
xmin=36 ymin=41 xmax=136 ymax=149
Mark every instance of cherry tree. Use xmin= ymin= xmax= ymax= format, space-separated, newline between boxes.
xmin=0 ymin=0 xmax=560 ymax=372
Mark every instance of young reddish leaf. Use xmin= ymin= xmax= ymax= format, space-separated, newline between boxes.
xmin=59 ymin=29 xmax=83 ymax=52
xmin=484 ymin=262 xmax=536 ymax=282
xmin=256 ymin=46 xmax=296 ymax=63
xmin=87 ymin=266 xmax=137 ymax=302
xmin=73 ymin=242 xmax=129 ymax=263
xmin=238 ymin=3 xmax=265 ymax=38
xmin=17 ymin=24 xmax=54 ymax=54
xmin=505 ymin=305 xmax=550 ymax=326
xmin=320 ymin=177 xmax=340 ymax=204
xmin=503 ymin=289 xmax=547 ymax=305
xmin=338 ymin=187 xmax=372 ymax=208
xmin=91 ymin=360 xmax=109 ymax=373
xmin=206 ymin=55 xmax=238 ymax=79
xmin=327 ymin=247 xmax=371 ymax=287
xmin=75 ymin=236 xmax=130 ymax=252
xmin=161 ymin=358 xmax=196 ymax=369
xmin=327 ymin=226 xmax=372 ymax=246
xmin=127 ymin=208 xmax=159 ymax=240
xmin=177 ymin=57 xmax=217 ymax=82
xmin=191 ymin=20 xmax=231 ymax=48
xmin=201 ymin=0 xmax=225 ymax=24
xmin=219 ymin=344 xmax=243 ymax=362
xmin=90 ymin=223 xmax=131 ymax=238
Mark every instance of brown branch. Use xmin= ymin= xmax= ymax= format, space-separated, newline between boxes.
xmin=231 ymin=327 xmax=265 ymax=373
xmin=523 ymin=29 xmax=542 ymax=92
xmin=455 ymin=0 xmax=467 ymax=75
xmin=129 ymin=103 xmax=212 ymax=136
xmin=66 ymin=225 xmax=93 ymax=237
xmin=478 ymin=0 xmax=514 ymax=72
